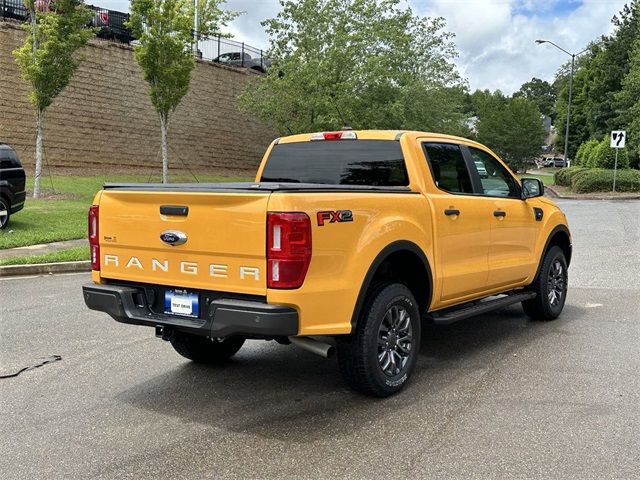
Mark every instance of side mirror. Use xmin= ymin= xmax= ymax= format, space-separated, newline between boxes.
xmin=521 ymin=178 xmax=544 ymax=199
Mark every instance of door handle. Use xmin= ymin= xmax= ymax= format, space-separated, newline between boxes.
xmin=444 ymin=209 xmax=460 ymax=216
xmin=493 ymin=210 xmax=506 ymax=217
xmin=160 ymin=205 xmax=189 ymax=216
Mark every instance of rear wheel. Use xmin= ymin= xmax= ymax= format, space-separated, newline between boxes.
xmin=522 ymin=246 xmax=568 ymax=321
xmin=337 ymin=283 xmax=421 ymax=397
xmin=170 ymin=332 xmax=245 ymax=363
xmin=0 ymin=198 xmax=10 ymax=229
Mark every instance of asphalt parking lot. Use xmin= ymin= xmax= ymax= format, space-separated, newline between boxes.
xmin=1 ymin=199 xmax=639 ymax=479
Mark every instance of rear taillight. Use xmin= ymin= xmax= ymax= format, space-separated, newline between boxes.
xmin=88 ymin=205 xmax=100 ymax=270
xmin=267 ymin=212 xmax=312 ymax=289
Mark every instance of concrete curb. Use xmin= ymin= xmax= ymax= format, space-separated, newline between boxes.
xmin=546 ymin=185 xmax=640 ymax=200
xmin=0 ymin=261 xmax=91 ymax=277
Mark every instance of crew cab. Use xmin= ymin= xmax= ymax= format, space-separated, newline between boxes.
xmin=83 ymin=130 xmax=571 ymax=397
xmin=0 ymin=143 xmax=26 ymax=229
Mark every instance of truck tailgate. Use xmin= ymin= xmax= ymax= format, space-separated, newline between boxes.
xmin=97 ymin=189 xmax=270 ymax=296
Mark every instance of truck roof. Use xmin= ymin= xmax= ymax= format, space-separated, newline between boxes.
xmin=276 ymin=130 xmax=489 ymax=150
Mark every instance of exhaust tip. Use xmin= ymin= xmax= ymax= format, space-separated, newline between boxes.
xmin=289 ymin=336 xmax=335 ymax=358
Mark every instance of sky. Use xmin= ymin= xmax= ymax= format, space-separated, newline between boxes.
xmin=96 ymin=0 xmax=625 ymax=94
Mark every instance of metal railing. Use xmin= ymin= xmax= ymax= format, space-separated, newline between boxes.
xmin=1 ymin=1 xmax=133 ymax=43
xmin=2 ymin=1 xmax=268 ymax=71
xmin=196 ymin=35 xmax=269 ymax=72
xmin=87 ymin=5 xmax=133 ymax=44
xmin=1 ymin=0 xmax=27 ymax=20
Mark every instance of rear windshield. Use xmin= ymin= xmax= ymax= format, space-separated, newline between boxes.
xmin=260 ymin=140 xmax=409 ymax=186
xmin=0 ymin=145 xmax=21 ymax=169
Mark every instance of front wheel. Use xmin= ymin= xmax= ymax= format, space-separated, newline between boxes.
xmin=522 ymin=245 xmax=568 ymax=321
xmin=337 ymin=283 xmax=421 ymax=397
xmin=170 ymin=332 xmax=245 ymax=363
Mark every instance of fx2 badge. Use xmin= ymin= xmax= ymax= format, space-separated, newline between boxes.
xmin=317 ymin=210 xmax=353 ymax=226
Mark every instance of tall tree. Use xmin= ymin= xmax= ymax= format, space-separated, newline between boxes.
xmin=467 ymin=89 xmax=507 ymax=118
xmin=13 ymin=0 xmax=95 ymax=198
xmin=128 ymin=0 xmax=236 ymax=183
xmin=554 ymin=1 xmax=640 ymax=158
xmin=476 ymin=97 xmax=546 ymax=172
xmin=554 ymin=58 xmax=593 ymax=160
xmin=239 ymin=0 xmax=467 ymax=135
xmin=616 ymin=36 xmax=640 ymax=167
xmin=513 ymin=77 xmax=556 ymax=119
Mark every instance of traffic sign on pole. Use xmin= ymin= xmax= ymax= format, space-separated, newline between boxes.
xmin=610 ymin=130 xmax=626 ymax=148
xmin=610 ymin=130 xmax=626 ymax=192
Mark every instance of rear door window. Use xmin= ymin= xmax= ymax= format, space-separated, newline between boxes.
xmin=261 ymin=140 xmax=409 ymax=186
xmin=422 ymin=143 xmax=473 ymax=194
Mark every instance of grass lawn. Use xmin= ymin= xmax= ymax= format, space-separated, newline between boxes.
xmin=519 ymin=173 xmax=555 ymax=186
xmin=0 ymin=246 xmax=89 ymax=266
xmin=0 ymin=174 xmax=251 ymax=250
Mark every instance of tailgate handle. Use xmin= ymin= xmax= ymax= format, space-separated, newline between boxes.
xmin=160 ymin=205 xmax=189 ymax=216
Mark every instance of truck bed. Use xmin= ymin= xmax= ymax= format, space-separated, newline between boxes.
xmin=103 ymin=182 xmax=414 ymax=194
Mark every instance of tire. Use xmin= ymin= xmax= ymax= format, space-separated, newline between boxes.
xmin=337 ymin=283 xmax=421 ymax=397
xmin=0 ymin=197 xmax=10 ymax=230
xmin=522 ymin=245 xmax=568 ymax=321
xmin=170 ymin=332 xmax=245 ymax=363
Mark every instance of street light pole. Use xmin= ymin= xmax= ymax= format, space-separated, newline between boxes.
xmin=563 ymin=53 xmax=575 ymax=166
xmin=536 ymin=40 xmax=593 ymax=166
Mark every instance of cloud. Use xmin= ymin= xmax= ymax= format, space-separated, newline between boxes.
xmin=97 ymin=0 xmax=624 ymax=94
xmin=224 ymin=0 xmax=276 ymax=48
xmin=413 ymin=0 xmax=622 ymax=93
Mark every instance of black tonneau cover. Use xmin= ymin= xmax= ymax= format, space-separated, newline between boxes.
xmin=103 ymin=182 xmax=414 ymax=194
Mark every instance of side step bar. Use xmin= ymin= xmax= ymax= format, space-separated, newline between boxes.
xmin=430 ymin=291 xmax=536 ymax=325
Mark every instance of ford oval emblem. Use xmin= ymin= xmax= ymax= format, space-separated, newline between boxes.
xmin=160 ymin=230 xmax=187 ymax=246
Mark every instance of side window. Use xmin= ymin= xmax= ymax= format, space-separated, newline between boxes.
xmin=469 ymin=148 xmax=520 ymax=198
xmin=423 ymin=143 xmax=473 ymax=194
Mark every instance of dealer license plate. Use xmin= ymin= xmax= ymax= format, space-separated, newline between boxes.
xmin=164 ymin=289 xmax=199 ymax=318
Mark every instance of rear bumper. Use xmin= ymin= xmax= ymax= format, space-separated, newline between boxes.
xmin=10 ymin=191 xmax=26 ymax=214
xmin=82 ymin=284 xmax=299 ymax=337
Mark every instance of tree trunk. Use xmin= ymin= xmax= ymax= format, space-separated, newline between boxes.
xmin=159 ymin=113 xmax=169 ymax=184
xmin=33 ymin=108 xmax=43 ymax=198
xmin=31 ymin=10 xmax=42 ymax=198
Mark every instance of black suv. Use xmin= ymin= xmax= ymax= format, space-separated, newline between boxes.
xmin=0 ymin=144 xmax=26 ymax=229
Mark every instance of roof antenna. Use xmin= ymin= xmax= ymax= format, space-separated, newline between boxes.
xmin=331 ymin=98 xmax=351 ymax=130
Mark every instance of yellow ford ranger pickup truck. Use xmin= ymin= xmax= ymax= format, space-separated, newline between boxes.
xmin=83 ymin=130 xmax=571 ymax=397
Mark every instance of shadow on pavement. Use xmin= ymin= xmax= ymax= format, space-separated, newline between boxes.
xmin=118 ymin=303 xmax=583 ymax=442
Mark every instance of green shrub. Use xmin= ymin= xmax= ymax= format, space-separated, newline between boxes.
xmin=571 ymin=168 xmax=640 ymax=193
xmin=554 ymin=166 xmax=587 ymax=186
xmin=586 ymin=142 xmax=599 ymax=167
xmin=590 ymin=137 xmax=630 ymax=169
xmin=575 ymin=139 xmax=599 ymax=166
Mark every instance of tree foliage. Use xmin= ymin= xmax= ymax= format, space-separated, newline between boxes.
xmin=476 ymin=97 xmax=546 ymax=172
xmin=14 ymin=0 xmax=94 ymax=112
xmin=466 ymin=89 xmax=507 ymax=118
xmin=13 ymin=0 xmax=95 ymax=197
xmin=616 ymin=36 xmax=640 ymax=165
xmin=513 ymin=77 xmax=556 ymax=119
xmin=575 ymin=138 xmax=599 ymax=166
xmin=128 ymin=0 xmax=235 ymax=182
xmin=195 ymin=0 xmax=238 ymax=38
xmin=239 ymin=0 xmax=467 ymax=135
xmin=128 ymin=0 xmax=196 ymax=121
xmin=554 ymin=1 xmax=640 ymax=164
